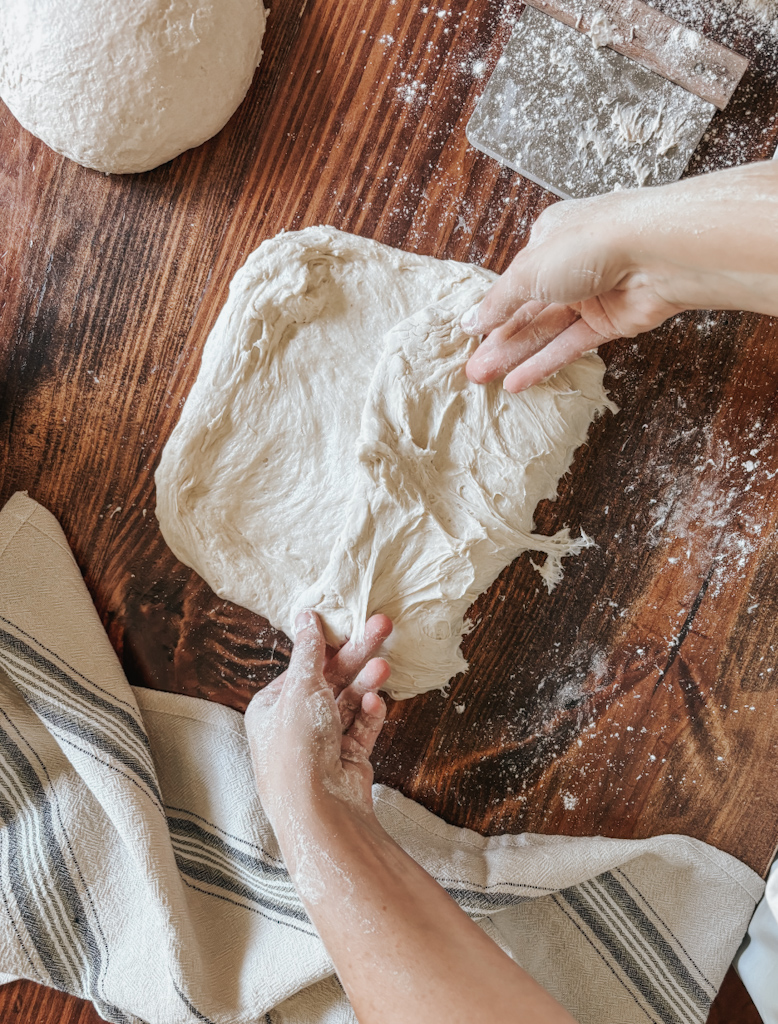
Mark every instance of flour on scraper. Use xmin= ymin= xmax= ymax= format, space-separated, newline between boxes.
xmin=155 ymin=226 xmax=616 ymax=698
xmin=0 ymin=0 xmax=266 ymax=174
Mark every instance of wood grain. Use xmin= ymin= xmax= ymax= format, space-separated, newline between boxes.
xmin=708 ymin=968 xmax=765 ymax=1024
xmin=0 ymin=980 xmax=104 ymax=1024
xmin=0 ymin=0 xmax=777 ymax=1021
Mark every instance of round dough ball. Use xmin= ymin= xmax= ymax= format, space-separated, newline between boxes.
xmin=0 ymin=0 xmax=267 ymax=174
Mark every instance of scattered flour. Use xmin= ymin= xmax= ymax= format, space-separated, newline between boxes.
xmin=723 ymin=0 xmax=778 ymax=31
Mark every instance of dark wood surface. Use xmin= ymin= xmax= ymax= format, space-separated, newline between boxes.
xmin=1 ymin=0 xmax=777 ymax=1021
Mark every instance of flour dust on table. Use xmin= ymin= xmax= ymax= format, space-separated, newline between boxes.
xmin=156 ymin=227 xmax=616 ymax=698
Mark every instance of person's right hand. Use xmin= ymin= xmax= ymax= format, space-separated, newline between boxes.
xmin=462 ymin=191 xmax=685 ymax=392
xmin=463 ymin=160 xmax=778 ymax=393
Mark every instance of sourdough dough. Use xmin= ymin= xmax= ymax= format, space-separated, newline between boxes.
xmin=0 ymin=0 xmax=266 ymax=174
xmin=156 ymin=226 xmax=615 ymax=698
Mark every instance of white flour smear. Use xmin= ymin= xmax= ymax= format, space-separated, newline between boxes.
xmin=663 ymin=0 xmax=778 ymax=40
xmin=724 ymin=0 xmax=778 ymax=30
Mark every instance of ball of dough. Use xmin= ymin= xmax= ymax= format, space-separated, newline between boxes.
xmin=0 ymin=0 xmax=267 ymax=174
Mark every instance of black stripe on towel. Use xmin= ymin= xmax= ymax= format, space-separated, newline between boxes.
xmin=557 ymin=872 xmax=710 ymax=1024
xmin=0 ymin=628 xmax=162 ymax=811
xmin=168 ymin=816 xmax=311 ymax=927
xmin=0 ymin=718 xmax=101 ymax=995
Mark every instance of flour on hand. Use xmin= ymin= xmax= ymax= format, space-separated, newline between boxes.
xmin=155 ymin=226 xmax=616 ymax=698
xmin=0 ymin=0 xmax=267 ymax=174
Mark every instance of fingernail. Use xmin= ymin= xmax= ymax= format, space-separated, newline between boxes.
xmin=461 ymin=302 xmax=482 ymax=332
xmin=295 ymin=610 xmax=314 ymax=631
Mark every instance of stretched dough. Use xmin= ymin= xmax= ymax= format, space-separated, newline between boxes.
xmin=156 ymin=226 xmax=615 ymax=698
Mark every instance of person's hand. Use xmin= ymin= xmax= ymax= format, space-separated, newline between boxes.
xmin=463 ymin=161 xmax=778 ymax=393
xmin=244 ymin=624 xmax=579 ymax=1024
xmin=244 ymin=610 xmax=393 ymax=827
xmin=462 ymin=191 xmax=685 ymax=393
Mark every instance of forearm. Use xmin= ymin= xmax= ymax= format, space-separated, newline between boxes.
xmin=274 ymin=795 xmax=577 ymax=1024
xmin=622 ymin=161 xmax=778 ymax=315
xmin=244 ymin=614 xmax=571 ymax=1020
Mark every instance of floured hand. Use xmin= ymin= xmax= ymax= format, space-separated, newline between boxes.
xmin=244 ymin=616 xmax=579 ymax=1024
xmin=244 ymin=610 xmax=392 ymax=827
xmin=462 ymin=197 xmax=684 ymax=393
xmin=463 ymin=161 xmax=778 ymax=393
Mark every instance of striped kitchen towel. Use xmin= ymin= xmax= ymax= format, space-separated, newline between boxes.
xmin=0 ymin=492 xmax=764 ymax=1024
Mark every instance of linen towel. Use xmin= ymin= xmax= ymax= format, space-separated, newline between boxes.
xmin=0 ymin=492 xmax=764 ymax=1024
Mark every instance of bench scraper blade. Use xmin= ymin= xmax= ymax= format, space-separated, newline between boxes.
xmin=466 ymin=6 xmax=720 ymax=200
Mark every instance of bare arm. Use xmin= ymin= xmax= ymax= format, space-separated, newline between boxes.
xmin=463 ymin=160 xmax=778 ymax=392
xmin=244 ymin=612 xmax=578 ymax=1024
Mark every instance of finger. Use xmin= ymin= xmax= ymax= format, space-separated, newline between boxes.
xmin=345 ymin=692 xmax=387 ymax=759
xmin=288 ymin=611 xmax=326 ymax=688
xmin=466 ymin=303 xmax=579 ymax=384
xmin=502 ymin=319 xmax=606 ymax=393
xmin=465 ymin=298 xmax=547 ymax=380
xmin=462 ymin=248 xmax=548 ymax=336
xmin=465 ymin=297 xmax=546 ymax=346
xmin=325 ymin=613 xmax=393 ymax=694
xmin=336 ymin=657 xmax=391 ymax=731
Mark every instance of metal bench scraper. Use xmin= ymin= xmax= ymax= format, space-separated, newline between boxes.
xmin=466 ymin=0 xmax=749 ymax=199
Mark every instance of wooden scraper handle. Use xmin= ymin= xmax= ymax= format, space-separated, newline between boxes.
xmin=522 ymin=0 xmax=749 ymax=110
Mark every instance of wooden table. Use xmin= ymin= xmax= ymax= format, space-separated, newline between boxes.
xmin=1 ymin=0 xmax=777 ymax=1020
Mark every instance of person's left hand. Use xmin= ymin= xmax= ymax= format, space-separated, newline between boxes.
xmin=244 ymin=611 xmax=393 ymax=826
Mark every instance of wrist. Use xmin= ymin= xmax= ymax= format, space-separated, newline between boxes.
xmin=272 ymin=792 xmax=391 ymax=904
xmin=268 ymin=782 xmax=384 ymax=856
